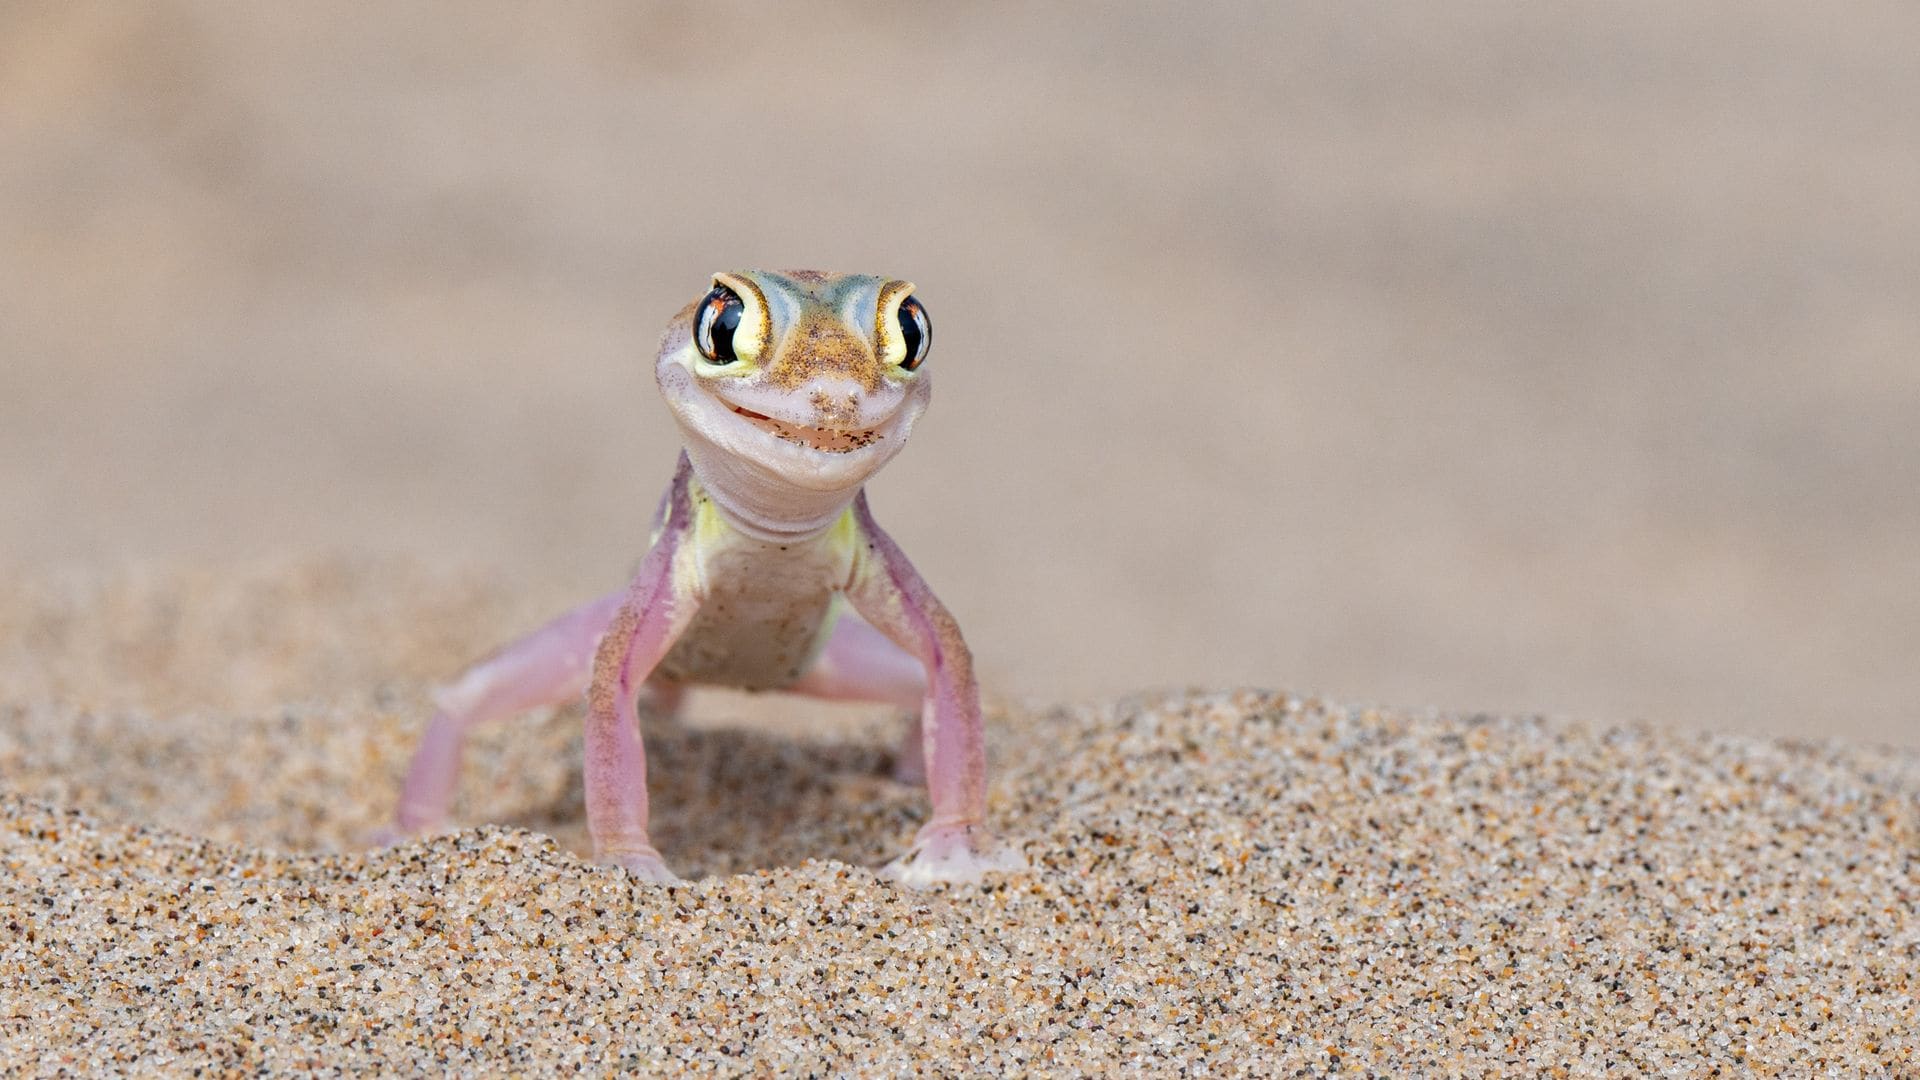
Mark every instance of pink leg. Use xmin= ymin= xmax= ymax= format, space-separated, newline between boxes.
xmin=787 ymin=610 xmax=929 ymax=783
xmin=389 ymin=590 xmax=625 ymax=836
xmin=845 ymin=493 xmax=1025 ymax=887
xmin=583 ymin=458 xmax=700 ymax=882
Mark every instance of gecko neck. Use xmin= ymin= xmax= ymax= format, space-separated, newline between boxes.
xmin=681 ymin=443 xmax=862 ymax=542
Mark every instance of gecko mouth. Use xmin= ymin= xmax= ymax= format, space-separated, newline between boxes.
xmin=729 ymin=404 xmax=883 ymax=453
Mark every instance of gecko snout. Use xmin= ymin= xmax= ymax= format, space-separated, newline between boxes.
xmin=810 ymin=388 xmax=865 ymax=430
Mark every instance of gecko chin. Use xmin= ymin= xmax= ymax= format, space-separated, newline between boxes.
xmin=661 ymin=381 xmax=921 ymax=497
xmin=702 ymin=392 xmax=913 ymax=492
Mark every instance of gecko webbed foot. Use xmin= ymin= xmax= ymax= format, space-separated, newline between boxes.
xmin=880 ymin=823 xmax=1028 ymax=888
xmin=602 ymin=847 xmax=685 ymax=885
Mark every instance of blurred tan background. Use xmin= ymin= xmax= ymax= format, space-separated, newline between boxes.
xmin=2 ymin=3 xmax=1916 ymax=745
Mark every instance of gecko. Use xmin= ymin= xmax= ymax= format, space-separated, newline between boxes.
xmin=384 ymin=270 xmax=1025 ymax=887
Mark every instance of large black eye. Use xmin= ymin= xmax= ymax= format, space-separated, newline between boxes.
xmin=694 ymin=285 xmax=743 ymax=364
xmin=897 ymin=295 xmax=930 ymax=371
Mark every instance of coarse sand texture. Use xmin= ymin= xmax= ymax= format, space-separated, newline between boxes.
xmin=2 ymin=559 xmax=1916 ymax=1073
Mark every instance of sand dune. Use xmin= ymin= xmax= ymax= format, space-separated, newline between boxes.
xmin=3 ymin=560 xmax=1913 ymax=1073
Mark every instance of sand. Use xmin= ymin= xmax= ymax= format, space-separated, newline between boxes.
xmin=2 ymin=558 xmax=1916 ymax=1075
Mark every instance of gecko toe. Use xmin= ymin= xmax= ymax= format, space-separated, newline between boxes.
xmin=880 ymin=824 xmax=1028 ymax=888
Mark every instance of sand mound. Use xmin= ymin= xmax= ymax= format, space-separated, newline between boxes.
xmin=2 ymin=559 xmax=1915 ymax=1073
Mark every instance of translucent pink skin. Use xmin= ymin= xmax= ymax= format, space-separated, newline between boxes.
xmin=579 ymin=458 xmax=701 ymax=880
xmin=391 ymin=590 xmax=623 ymax=836
xmin=385 ymin=460 xmax=1019 ymax=884
xmin=844 ymin=493 xmax=1024 ymax=884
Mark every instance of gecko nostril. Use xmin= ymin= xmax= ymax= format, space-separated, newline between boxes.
xmin=810 ymin=390 xmax=862 ymax=428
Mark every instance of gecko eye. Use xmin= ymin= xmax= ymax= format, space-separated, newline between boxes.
xmin=694 ymin=285 xmax=744 ymax=364
xmin=897 ymin=295 xmax=931 ymax=371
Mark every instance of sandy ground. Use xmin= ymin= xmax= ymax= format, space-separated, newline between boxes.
xmin=1 ymin=559 xmax=1916 ymax=1073
xmin=2 ymin=3 xmax=1919 ymax=745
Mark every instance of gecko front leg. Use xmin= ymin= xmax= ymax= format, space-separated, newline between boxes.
xmin=583 ymin=459 xmax=703 ymax=883
xmin=845 ymin=492 xmax=1026 ymax=886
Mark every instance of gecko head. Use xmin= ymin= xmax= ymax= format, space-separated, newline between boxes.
xmin=655 ymin=269 xmax=934 ymax=493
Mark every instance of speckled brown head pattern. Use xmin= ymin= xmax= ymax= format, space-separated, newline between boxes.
xmin=655 ymin=269 xmax=936 ymax=498
xmin=752 ymin=270 xmax=901 ymax=393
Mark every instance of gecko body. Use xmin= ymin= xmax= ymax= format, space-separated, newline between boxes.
xmin=387 ymin=270 xmax=1023 ymax=886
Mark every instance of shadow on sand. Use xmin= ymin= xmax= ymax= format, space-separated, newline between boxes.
xmin=503 ymin=720 xmax=927 ymax=880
